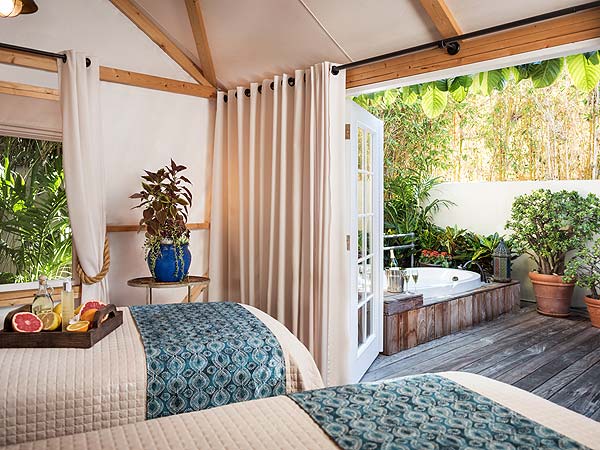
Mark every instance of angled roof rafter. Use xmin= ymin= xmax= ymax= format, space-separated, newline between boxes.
xmin=418 ymin=0 xmax=462 ymax=38
xmin=184 ymin=0 xmax=217 ymax=88
xmin=109 ymin=0 xmax=214 ymax=88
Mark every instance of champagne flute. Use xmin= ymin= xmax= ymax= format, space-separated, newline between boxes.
xmin=412 ymin=270 xmax=419 ymax=292
xmin=401 ymin=270 xmax=410 ymax=294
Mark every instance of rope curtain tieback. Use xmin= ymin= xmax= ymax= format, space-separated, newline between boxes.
xmin=77 ymin=237 xmax=110 ymax=284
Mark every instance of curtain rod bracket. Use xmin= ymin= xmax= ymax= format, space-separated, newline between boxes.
xmin=442 ymin=41 xmax=460 ymax=56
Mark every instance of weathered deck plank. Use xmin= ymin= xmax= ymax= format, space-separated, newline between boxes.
xmin=364 ymin=305 xmax=600 ymax=420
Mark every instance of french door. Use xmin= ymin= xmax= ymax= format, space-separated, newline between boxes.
xmin=346 ymin=100 xmax=383 ymax=383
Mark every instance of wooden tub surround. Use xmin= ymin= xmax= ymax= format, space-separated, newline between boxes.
xmin=383 ymin=281 xmax=521 ymax=355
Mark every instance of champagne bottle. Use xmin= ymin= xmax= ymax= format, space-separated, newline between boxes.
xmin=31 ymin=275 xmax=54 ymax=316
xmin=389 ymin=249 xmax=399 ymax=268
xmin=61 ymin=279 xmax=74 ymax=331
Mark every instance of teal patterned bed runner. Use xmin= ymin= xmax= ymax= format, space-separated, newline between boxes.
xmin=130 ymin=302 xmax=286 ymax=419
xmin=289 ymin=374 xmax=587 ymax=450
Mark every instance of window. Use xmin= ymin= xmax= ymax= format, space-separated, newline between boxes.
xmin=0 ymin=135 xmax=71 ymax=285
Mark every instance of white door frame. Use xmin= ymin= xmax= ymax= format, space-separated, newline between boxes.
xmin=346 ymin=99 xmax=384 ymax=383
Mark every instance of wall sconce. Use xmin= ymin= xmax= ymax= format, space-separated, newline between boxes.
xmin=0 ymin=0 xmax=37 ymax=18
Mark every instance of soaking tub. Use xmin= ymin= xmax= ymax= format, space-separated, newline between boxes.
xmin=402 ymin=267 xmax=482 ymax=301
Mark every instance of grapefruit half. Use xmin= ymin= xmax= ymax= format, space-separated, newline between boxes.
xmin=80 ymin=301 xmax=106 ymax=316
xmin=12 ymin=312 xmax=43 ymax=333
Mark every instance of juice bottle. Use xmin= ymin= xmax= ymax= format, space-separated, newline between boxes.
xmin=61 ymin=279 xmax=74 ymax=331
xmin=31 ymin=275 xmax=54 ymax=316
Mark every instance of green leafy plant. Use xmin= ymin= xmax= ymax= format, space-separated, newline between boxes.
xmin=353 ymin=50 xmax=600 ymax=122
xmin=506 ymin=189 xmax=600 ymax=275
xmin=130 ymin=160 xmax=192 ymax=277
xmin=0 ymin=136 xmax=71 ymax=284
xmin=419 ymin=249 xmax=452 ymax=267
xmin=566 ymin=52 xmax=600 ymax=93
xmin=564 ymin=238 xmax=600 ymax=299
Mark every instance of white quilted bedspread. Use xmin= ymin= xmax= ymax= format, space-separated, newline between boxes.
xmin=4 ymin=372 xmax=600 ymax=450
xmin=0 ymin=305 xmax=323 ymax=447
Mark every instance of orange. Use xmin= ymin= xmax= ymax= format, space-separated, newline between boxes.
xmin=39 ymin=311 xmax=61 ymax=331
xmin=66 ymin=321 xmax=89 ymax=332
xmin=80 ymin=308 xmax=98 ymax=323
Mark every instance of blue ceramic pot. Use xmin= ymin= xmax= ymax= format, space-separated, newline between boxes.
xmin=148 ymin=243 xmax=191 ymax=282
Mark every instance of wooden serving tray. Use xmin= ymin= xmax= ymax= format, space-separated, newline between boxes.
xmin=0 ymin=304 xmax=123 ymax=349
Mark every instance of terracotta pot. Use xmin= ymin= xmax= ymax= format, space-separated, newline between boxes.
xmin=584 ymin=296 xmax=600 ymax=328
xmin=528 ymin=272 xmax=575 ymax=318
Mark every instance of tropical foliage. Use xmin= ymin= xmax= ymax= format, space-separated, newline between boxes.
xmin=565 ymin=237 xmax=600 ymax=299
xmin=0 ymin=136 xmax=71 ymax=284
xmin=354 ymin=51 xmax=600 ymax=119
xmin=505 ymin=189 xmax=600 ymax=275
xmin=355 ymin=50 xmax=600 ymax=182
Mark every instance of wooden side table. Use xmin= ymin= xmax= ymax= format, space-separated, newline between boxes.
xmin=127 ymin=276 xmax=210 ymax=305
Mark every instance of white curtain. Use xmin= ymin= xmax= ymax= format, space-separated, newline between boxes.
xmin=209 ymin=62 xmax=351 ymax=385
xmin=59 ymin=51 xmax=108 ymax=302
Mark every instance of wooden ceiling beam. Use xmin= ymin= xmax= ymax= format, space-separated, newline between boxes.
xmin=0 ymin=48 xmax=215 ymax=98
xmin=109 ymin=0 xmax=213 ymax=88
xmin=418 ymin=0 xmax=462 ymax=37
xmin=0 ymin=80 xmax=59 ymax=101
xmin=347 ymin=7 xmax=600 ymax=89
xmin=184 ymin=0 xmax=217 ymax=88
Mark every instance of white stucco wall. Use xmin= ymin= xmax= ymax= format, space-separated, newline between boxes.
xmin=0 ymin=0 xmax=215 ymax=306
xmin=431 ymin=180 xmax=600 ymax=308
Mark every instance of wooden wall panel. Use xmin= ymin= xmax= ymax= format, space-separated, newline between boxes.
xmin=383 ymin=282 xmax=521 ymax=355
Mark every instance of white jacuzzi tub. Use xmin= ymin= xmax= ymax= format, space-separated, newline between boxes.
xmin=389 ymin=267 xmax=482 ymax=301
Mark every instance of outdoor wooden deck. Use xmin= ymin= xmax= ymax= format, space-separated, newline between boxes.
xmin=364 ymin=304 xmax=600 ymax=420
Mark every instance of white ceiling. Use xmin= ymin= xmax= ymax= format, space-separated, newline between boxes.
xmin=0 ymin=0 xmax=594 ymax=89
xmin=134 ymin=0 xmax=593 ymax=89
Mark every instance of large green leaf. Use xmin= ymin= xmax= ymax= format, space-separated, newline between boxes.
xmin=382 ymin=88 xmax=399 ymax=106
xmin=529 ymin=58 xmax=564 ymax=88
xmin=566 ymin=51 xmax=600 ymax=93
xmin=401 ymin=85 xmax=419 ymax=105
xmin=420 ymin=82 xmax=448 ymax=119
xmin=448 ymin=76 xmax=473 ymax=103
xmin=511 ymin=64 xmax=531 ymax=83
xmin=476 ymin=70 xmax=507 ymax=95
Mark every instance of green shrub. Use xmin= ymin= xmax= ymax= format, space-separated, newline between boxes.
xmin=506 ymin=189 xmax=600 ymax=275
xmin=565 ymin=238 xmax=600 ymax=299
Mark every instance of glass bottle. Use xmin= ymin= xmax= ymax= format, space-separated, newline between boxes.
xmin=61 ymin=279 xmax=74 ymax=331
xmin=31 ymin=275 xmax=54 ymax=316
xmin=389 ymin=249 xmax=399 ymax=268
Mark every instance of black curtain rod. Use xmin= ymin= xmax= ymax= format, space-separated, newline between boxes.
xmin=223 ymin=75 xmax=304 ymax=102
xmin=331 ymin=0 xmax=600 ymax=75
xmin=0 ymin=41 xmax=91 ymax=67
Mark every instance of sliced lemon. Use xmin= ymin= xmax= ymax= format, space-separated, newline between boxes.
xmin=53 ymin=302 xmax=62 ymax=315
xmin=39 ymin=311 xmax=61 ymax=331
xmin=74 ymin=304 xmax=83 ymax=315
xmin=66 ymin=321 xmax=89 ymax=332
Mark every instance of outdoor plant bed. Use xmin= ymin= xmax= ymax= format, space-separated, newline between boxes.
xmin=506 ymin=189 xmax=600 ymax=317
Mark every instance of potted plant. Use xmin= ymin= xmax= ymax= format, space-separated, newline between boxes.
xmin=565 ymin=238 xmax=600 ymax=327
xmin=130 ymin=160 xmax=193 ymax=282
xmin=506 ymin=189 xmax=600 ymax=317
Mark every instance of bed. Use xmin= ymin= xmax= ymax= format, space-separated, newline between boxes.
xmin=4 ymin=371 xmax=599 ymax=450
xmin=0 ymin=302 xmax=323 ymax=446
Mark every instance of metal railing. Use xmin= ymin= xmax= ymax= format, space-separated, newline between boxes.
xmin=384 ymin=232 xmax=416 ymax=268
